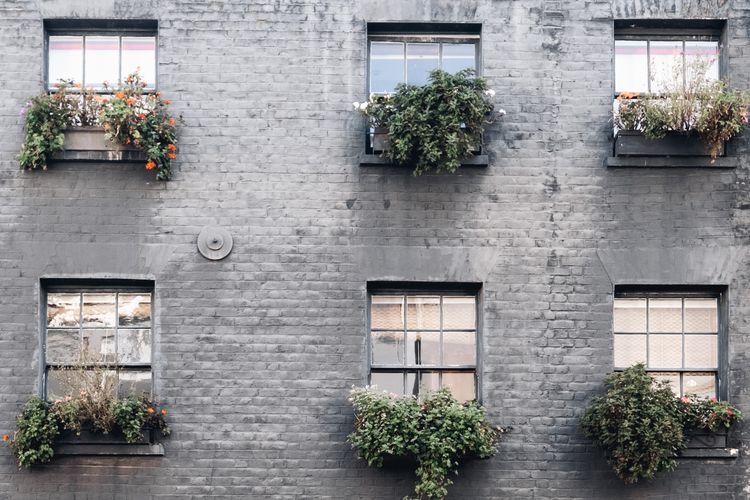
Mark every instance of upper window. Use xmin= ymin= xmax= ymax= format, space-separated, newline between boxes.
xmin=614 ymin=20 xmax=723 ymax=94
xmin=44 ymin=282 xmax=153 ymax=400
xmin=613 ymin=287 xmax=725 ymax=398
xmin=368 ymin=24 xmax=480 ymax=94
xmin=368 ymin=284 xmax=479 ymax=403
xmin=45 ymin=20 xmax=157 ymax=90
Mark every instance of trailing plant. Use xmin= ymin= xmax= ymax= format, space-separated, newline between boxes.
xmin=9 ymin=398 xmax=60 ymax=469
xmin=354 ymin=69 xmax=499 ymax=175
xmin=613 ymin=59 xmax=750 ymax=158
xmin=581 ymin=364 xmax=743 ymax=484
xmin=113 ymin=396 xmax=171 ymax=443
xmin=18 ymin=72 xmax=180 ymax=180
xmin=348 ymin=387 xmax=506 ymax=500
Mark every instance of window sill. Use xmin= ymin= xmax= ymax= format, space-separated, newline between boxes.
xmin=606 ymin=156 xmax=738 ymax=168
xmin=359 ymin=154 xmax=489 ymax=168
xmin=55 ymin=443 xmax=165 ymax=456
xmin=679 ymin=448 xmax=738 ymax=459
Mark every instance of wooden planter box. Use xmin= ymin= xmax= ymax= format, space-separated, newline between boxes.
xmin=614 ymin=130 xmax=723 ymax=157
xmin=53 ymin=126 xmax=146 ymax=162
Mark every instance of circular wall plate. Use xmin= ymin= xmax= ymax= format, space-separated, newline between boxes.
xmin=197 ymin=226 xmax=233 ymax=260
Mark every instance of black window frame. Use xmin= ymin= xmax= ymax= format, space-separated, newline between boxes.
xmin=43 ymin=19 xmax=159 ymax=91
xmin=367 ymin=281 xmax=482 ymax=402
xmin=40 ymin=279 xmax=155 ymax=401
xmin=613 ymin=19 xmax=726 ymax=98
xmin=613 ymin=285 xmax=728 ymax=400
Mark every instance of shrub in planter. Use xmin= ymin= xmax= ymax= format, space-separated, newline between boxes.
xmin=348 ymin=387 xmax=507 ymax=500
xmin=581 ymin=364 xmax=742 ymax=484
xmin=18 ymin=72 xmax=180 ymax=180
xmin=613 ymin=59 xmax=750 ymax=159
xmin=353 ymin=69 xmax=500 ymax=175
xmin=4 ymin=363 xmax=170 ymax=468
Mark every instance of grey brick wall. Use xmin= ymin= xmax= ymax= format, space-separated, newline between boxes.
xmin=1 ymin=0 xmax=750 ymax=498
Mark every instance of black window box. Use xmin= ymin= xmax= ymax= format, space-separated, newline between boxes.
xmin=54 ymin=429 xmax=165 ymax=456
xmin=679 ymin=430 xmax=738 ymax=459
xmin=607 ymin=130 xmax=736 ymax=168
xmin=360 ymin=154 xmax=489 ymax=168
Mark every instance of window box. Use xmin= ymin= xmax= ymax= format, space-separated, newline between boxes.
xmin=614 ymin=130 xmax=722 ymax=157
xmin=55 ymin=429 xmax=164 ymax=456
xmin=52 ymin=127 xmax=146 ymax=162
xmin=680 ymin=430 xmax=738 ymax=459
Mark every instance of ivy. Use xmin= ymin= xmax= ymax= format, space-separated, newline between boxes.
xmin=348 ymin=387 xmax=506 ymax=500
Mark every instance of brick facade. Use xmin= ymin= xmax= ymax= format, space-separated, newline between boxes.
xmin=1 ymin=0 xmax=749 ymax=498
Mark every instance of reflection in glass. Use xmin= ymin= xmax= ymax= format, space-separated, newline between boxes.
xmin=370 ymin=371 xmax=403 ymax=395
xmin=650 ymin=41 xmax=683 ymax=93
xmin=370 ymin=42 xmax=404 ymax=93
xmin=46 ymin=330 xmax=79 ymax=364
xmin=48 ymin=36 xmax=83 ymax=86
xmin=443 ymin=331 xmax=476 ymax=365
xmin=47 ymin=293 xmax=81 ymax=327
xmin=684 ymin=373 xmax=716 ymax=398
xmin=406 ymin=43 xmax=439 ymax=86
xmin=82 ymin=293 xmax=116 ymax=327
xmin=85 ymin=36 xmax=120 ymax=88
xmin=371 ymin=331 xmax=404 ymax=365
xmin=441 ymin=44 xmax=476 ymax=74
xmin=652 ymin=372 xmax=680 ymax=396
xmin=371 ymin=295 xmax=404 ymax=329
xmin=615 ymin=40 xmax=648 ymax=93
xmin=82 ymin=329 xmax=116 ymax=363
xmin=118 ymin=370 xmax=152 ymax=397
xmin=442 ymin=372 xmax=476 ymax=403
xmin=118 ymin=329 xmax=152 ymax=363
xmin=406 ymin=331 xmax=440 ymax=365
xmin=121 ymin=37 xmax=156 ymax=88
xmin=118 ymin=293 xmax=152 ymax=327
xmin=406 ymin=296 xmax=440 ymax=329
xmin=685 ymin=41 xmax=719 ymax=83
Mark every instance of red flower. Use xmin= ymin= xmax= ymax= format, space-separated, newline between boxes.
xmin=167 ymin=152 xmax=176 ymax=159
xmin=145 ymin=160 xmax=156 ymax=170
xmin=711 ymin=396 xmax=718 ymax=403
xmin=169 ymin=118 xmax=175 ymax=126
xmin=167 ymin=144 xmax=177 ymax=152
xmin=727 ymin=409 xmax=734 ymax=416
xmin=161 ymin=409 xmax=167 ymax=415
xmin=680 ymin=396 xmax=689 ymax=404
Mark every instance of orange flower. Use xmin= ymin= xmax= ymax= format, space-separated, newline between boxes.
xmin=161 ymin=409 xmax=167 ymax=415
xmin=115 ymin=91 xmax=126 ymax=99
xmin=167 ymin=152 xmax=176 ymax=159
xmin=169 ymin=118 xmax=175 ymax=126
xmin=167 ymin=144 xmax=177 ymax=152
xmin=145 ymin=160 xmax=156 ymax=170
xmin=147 ymin=407 xmax=156 ymax=414
xmin=2 ymin=434 xmax=9 ymax=442
xmin=138 ymin=113 xmax=146 ymax=119
xmin=74 ymin=83 xmax=82 ymax=89
xmin=164 ymin=100 xmax=171 ymax=105
xmin=126 ymin=98 xmax=136 ymax=106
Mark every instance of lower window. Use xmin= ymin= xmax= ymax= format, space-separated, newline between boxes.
xmin=368 ymin=285 xmax=479 ymax=402
xmin=613 ymin=287 xmax=725 ymax=398
xmin=44 ymin=283 xmax=153 ymax=400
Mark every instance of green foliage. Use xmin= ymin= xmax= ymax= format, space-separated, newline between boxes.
xmin=18 ymin=72 xmax=179 ymax=180
xmin=348 ymin=387 xmax=505 ymax=500
xmin=5 ymin=395 xmax=170 ymax=468
xmin=100 ymin=73 xmax=180 ymax=180
xmin=581 ymin=364 xmax=743 ymax=484
xmin=356 ymin=69 xmax=495 ymax=175
xmin=18 ymin=81 xmax=76 ymax=171
xmin=10 ymin=398 xmax=60 ymax=468
xmin=613 ymin=60 xmax=750 ymax=159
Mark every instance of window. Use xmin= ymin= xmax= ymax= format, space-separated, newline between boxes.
xmin=368 ymin=24 xmax=480 ymax=94
xmin=613 ymin=287 xmax=726 ymax=398
xmin=368 ymin=285 xmax=479 ymax=403
xmin=614 ymin=21 xmax=723 ymax=95
xmin=45 ymin=20 xmax=157 ymax=90
xmin=44 ymin=283 xmax=153 ymax=400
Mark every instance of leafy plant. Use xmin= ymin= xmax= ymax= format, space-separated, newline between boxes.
xmin=354 ymin=69 xmax=497 ymax=175
xmin=18 ymin=72 xmax=179 ymax=180
xmin=9 ymin=398 xmax=60 ymax=468
xmin=348 ymin=387 xmax=505 ymax=500
xmin=581 ymin=364 xmax=743 ymax=484
xmin=613 ymin=59 xmax=750 ymax=158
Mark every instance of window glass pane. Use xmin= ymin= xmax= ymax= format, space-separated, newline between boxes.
xmin=613 ymin=334 xmax=646 ymax=368
xmin=648 ymin=334 xmax=682 ymax=368
xmin=684 ymin=372 xmax=716 ymax=398
xmin=47 ymin=293 xmax=81 ymax=327
xmin=118 ymin=370 xmax=152 ymax=398
xmin=613 ymin=298 xmax=646 ymax=332
xmin=48 ymin=36 xmax=83 ymax=87
xmin=649 ymin=298 xmax=682 ymax=333
xmin=371 ymin=331 xmax=404 ymax=365
xmin=118 ymin=329 xmax=152 ymax=363
xmin=371 ymin=295 xmax=404 ymax=329
xmin=46 ymin=369 xmax=68 ymax=400
xmin=615 ymin=40 xmax=648 ymax=93
xmin=407 ymin=43 xmax=439 ymax=86
xmin=443 ymin=296 xmax=476 ymax=329
xmin=121 ymin=36 xmax=156 ymax=88
xmin=371 ymin=371 xmax=404 ymax=395
xmin=650 ymin=41 xmax=683 ymax=93
xmin=684 ymin=334 xmax=718 ymax=369
xmin=419 ymin=371 xmax=440 ymax=393
xmin=441 ymin=43 xmax=475 ymax=74
xmin=406 ymin=331 xmax=440 ymax=365
xmin=118 ymin=293 xmax=152 ymax=327
xmin=370 ymin=42 xmax=404 ymax=93
xmin=442 ymin=372 xmax=476 ymax=403
xmin=46 ymin=329 xmax=79 ymax=364
xmin=406 ymin=296 xmax=440 ymax=329
xmin=84 ymin=36 xmax=120 ymax=88
xmin=652 ymin=372 xmax=680 ymax=396
xmin=82 ymin=329 xmax=116 ymax=363
xmin=684 ymin=298 xmax=717 ymax=333
xmin=82 ymin=293 xmax=116 ymax=327
xmin=685 ymin=41 xmax=719 ymax=83
xmin=443 ymin=331 xmax=476 ymax=365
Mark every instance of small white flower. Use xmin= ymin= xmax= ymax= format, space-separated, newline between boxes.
xmin=498 ymin=108 xmax=507 ymax=116
xmin=352 ymin=101 xmax=360 ymax=110
xmin=484 ymin=89 xmax=496 ymax=98
xmin=359 ymin=102 xmax=369 ymax=112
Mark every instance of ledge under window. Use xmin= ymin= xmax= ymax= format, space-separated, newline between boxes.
xmin=606 ymin=156 xmax=738 ymax=168
xmin=360 ymin=154 xmax=489 ymax=168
